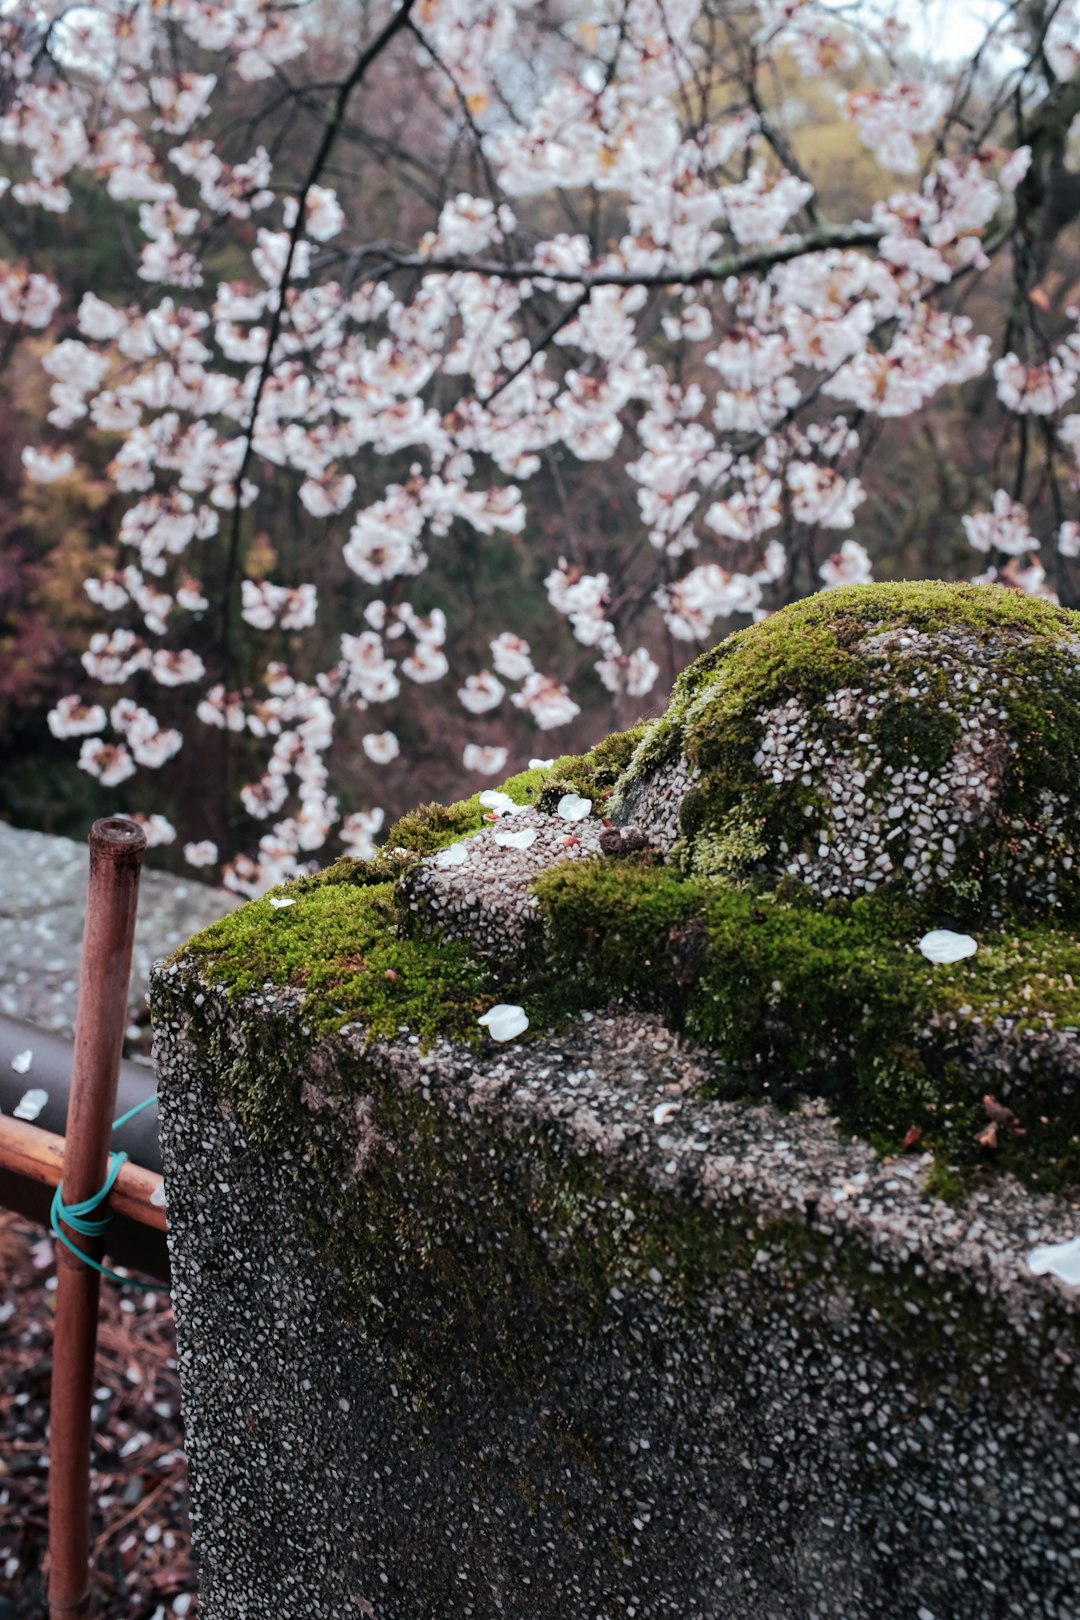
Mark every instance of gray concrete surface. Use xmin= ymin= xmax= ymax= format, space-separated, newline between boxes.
xmin=153 ymin=969 xmax=1080 ymax=1620
xmin=0 ymin=822 xmax=235 ymax=1038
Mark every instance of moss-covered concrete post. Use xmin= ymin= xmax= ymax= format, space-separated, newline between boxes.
xmin=154 ymin=584 xmax=1080 ymax=1620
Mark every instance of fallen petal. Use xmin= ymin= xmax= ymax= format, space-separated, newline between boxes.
xmin=652 ymin=1102 xmax=681 ymax=1126
xmin=557 ymin=792 xmax=592 ymax=822
xmin=493 ymin=828 xmax=538 ymax=850
xmin=477 ymin=790 xmax=522 ymax=817
xmin=268 ymin=896 xmax=295 ymax=909
xmin=477 ymin=1004 xmax=529 ymax=1042
xmin=11 ymin=1049 xmax=32 ymax=1075
xmin=1027 ymin=1235 xmax=1080 ymax=1286
xmin=529 ymin=757 xmax=555 ymax=770
xmin=918 ymin=929 xmax=977 ymax=964
xmin=436 ymin=841 xmax=469 ymax=868
xmin=13 ymin=1088 xmax=48 ymax=1122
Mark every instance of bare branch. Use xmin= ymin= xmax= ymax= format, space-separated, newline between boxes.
xmin=343 ymin=221 xmax=884 ymax=290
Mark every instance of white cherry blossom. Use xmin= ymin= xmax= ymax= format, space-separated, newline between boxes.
xmin=22 ymin=446 xmax=76 ymax=482
xmin=458 ymin=673 xmax=506 ymax=714
xmin=494 ymin=827 xmax=538 ymax=850
xmin=340 ymin=809 xmax=385 ymax=859
xmin=512 ymin=674 xmax=581 ymax=730
xmin=184 ymin=840 xmax=219 ymax=868
xmin=362 ymin=732 xmax=400 ymax=765
xmin=820 ymin=541 xmax=873 ymax=589
xmin=2 ymin=0 xmax=1076 ymax=885
xmin=48 ymin=696 xmax=107 ymax=739
xmin=436 ymin=841 xmax=470 ymax=868
xmin=963 ymin=491 xmax=1037 ymax=557
xmin=491 ymin=634 xmax=534 ymax=681
xmin=78 ymin=738 xmax=137 ymax=787
xmin=478 ymin=790 xmax=522 ymax=817
xmin=463 ymin=744 xmax=509 ymax=775
xmin=1028 ymin=1236 xmax=1080 ymax=1287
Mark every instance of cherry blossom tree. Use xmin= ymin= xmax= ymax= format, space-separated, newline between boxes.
xmin=2 ymin=0 xmax=1078 ymax=890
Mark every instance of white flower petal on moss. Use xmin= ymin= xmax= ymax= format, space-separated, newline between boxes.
xmin=494 ymin=827 xmax=537 ymax=850
xmin=268 ymin=895 xmax=295 ymax=909
xmin=557 ymin=792 xmax=592 ymax=822
xmin=652 ymin=1101 xmax=681 ymax=1125
xmin=1027 ymin=1236 xmax=1080 ymax=1287
xmin=436 ymin=841 xmax=469 ymax=868
xmin=478 ymin=1004 xmax=529 ymax=1042
xmin=529 ymin=757 xmax=555 ymax=770
xmin=11 ymin=1049 xmax=33 ymax=1075
xmin=13 ymin=1088 xmax=48 ymax=1121
xmin=918 ymin=929 xmax=977 ymax=964
xmin=477 ymin=789 xmax=522 ymax=817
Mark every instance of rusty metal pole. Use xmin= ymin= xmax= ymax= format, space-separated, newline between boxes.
xmin=48 ymin=817 xmax=147 ymax=1620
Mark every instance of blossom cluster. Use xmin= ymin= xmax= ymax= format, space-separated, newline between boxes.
xmin=0 ymin=0 xmax=1073 ymax=888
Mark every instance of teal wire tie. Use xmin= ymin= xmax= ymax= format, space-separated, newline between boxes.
xmin=49 ymin=1092 xmax=170 ymax=1295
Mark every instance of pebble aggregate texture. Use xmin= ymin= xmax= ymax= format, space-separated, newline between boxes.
xmin=153 ymin=996 xmax=1080 ymax=1620
xmin=152 ymin=584 xmax=1080 ymax=1619
xmin=614 ymin=589 xmax=1080 ymax=915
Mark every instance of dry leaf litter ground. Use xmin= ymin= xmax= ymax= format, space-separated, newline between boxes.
xmin=0 ymin=1212 xmax=197 ymax=1619
xmin=0 ymin=824 xmax=233 ymax=1620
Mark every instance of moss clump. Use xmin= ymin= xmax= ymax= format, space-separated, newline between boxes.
xmin=614 ymin=582 xmax=1080 ymax=922
xmin=175 ymin=585 xmax=1080 ymax=1194
xmin=286 ymin=851 xmax=418 ymax=894
xmin=869 ymin=694 xmax=962 ymax=772
xmin=533 ymin=725 xmax=647 ymax=813
xmin=385 ymin=796 xmax=488 ymax=856
xmin=180 ymin=726 xmax=647 ymax=1045
xmin=533 ymin=856 xmax=1080 ymax=1190
xmin=183 ymin=876 xmax=494 ymax=1044
xmin=663 ymin=581 xmax=1074 ymax=720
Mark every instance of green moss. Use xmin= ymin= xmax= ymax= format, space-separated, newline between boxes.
xmin=286 ymin=851 xmax=419 ymax=894
xmin=173 ymin=585 xmax=1080 ymax=1193
xmin=616 ymin=582 xmax=1080 ymax=921
xmin=385 ymin=795 xmax=488 ymax=856
xmin=175 ymin=723 xmax=646 ymax=1047
xmin=685 ymin=805 xmax=769 ymax=883
xmin=533 ymin=857 xmax=1080 ymax=1190
xmin=524 ymin=726 xmax=647 ymax=814
xmin=923 ymin=1159 xmax=970 ymax=1207
xmin=870 ymin=695 xmax=962 ymax=772
xmin=183 ymin=878 xmax=494 ymax=1044
xmin=673 ymin=582 xmax=1074 ymax=720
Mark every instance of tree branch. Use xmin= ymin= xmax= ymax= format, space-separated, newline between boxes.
xmin=222 ymin=0 xmax=421 ymax=659
xmin=346 ymin=221 xmax=884 ymax=290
